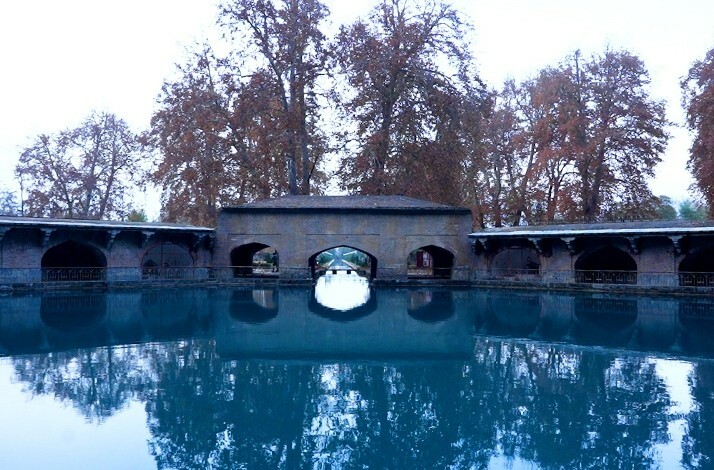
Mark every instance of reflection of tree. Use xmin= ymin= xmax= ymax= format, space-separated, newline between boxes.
xmin=145 ymin=340 xmax=318 ymax=469
xmin=142 ymin=338 xmax=674 ymax=468
xmin=12 ymin=345 xmax=153 ymax=422
xmin=10 ymin=331 xmax=678 ymax=467
xmin=683 ymin=362 xmax=714 ymax=468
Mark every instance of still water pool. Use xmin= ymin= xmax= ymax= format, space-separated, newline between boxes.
xmin=1 ymin=283 xmax=714 ymax=469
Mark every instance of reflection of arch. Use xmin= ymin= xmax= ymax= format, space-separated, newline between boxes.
xmin=308 ymin=245 xmax=377 ymax=279
xmin=679 ymin=300 xmax=714 ymax=354
xmin=491 ymin=247 xmax=540 ymax=275
xmin=407 ymin=290 xmax=455 ymax=323
xmin=679 ymin=247 xmax=714 ymax=287
xmin=230 ymin=243 xmax=279 ymax=277
xmin=40 ymin=293 xmax=107 ymax=331
xmin=142 ymin=242 xmax=194 ymax=279
xmin=484 ymin=292 xmax=541 ymax=336
xmin=573 ymin=296 xmax=637 ymax=345
xmin=41 ymin=241 xmax=107 ymax=281
xmin=140 ymin=290 xmax=200 ymax=338
xmin=230 ymin=289 xmax=279 ymax=324
xmin=407 ymin=245 xmax=454 ymax=279
xmin=308 ymin=287 xmax=378 ymax=321
xmin=574 ymin=246 xmax=637 ymax=284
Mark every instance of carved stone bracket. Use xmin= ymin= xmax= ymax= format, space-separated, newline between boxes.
xmin=106 ymin=229 xmax=119 ymax=250
xmin=528 ymin=237 xmax=546 ymax=256
xmin=626 ymin=236 xmax=640 ymax=255
xmin=40 ymin=228 xmax=54 ymax=247
xmin=561 ymin=237 xmax=577 ymax=255
xmin=191 ymin=233 xmax=209 ymax=252
xmin=139 ymin=231 xmax=154 ymax=249
xmin=473 ymin=238 xmax=490 ymax=254
xmin=669 ymin=235 xmax=685 ymax=256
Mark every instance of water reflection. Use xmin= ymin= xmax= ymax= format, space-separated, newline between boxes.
xmin=313 ymin=272 xmax=371 ymax=312
xmin=406 ymin=289 xmax=455 ymax=322
xmin=2 ymin=288 xmax=714 ymax=467
xmin=222 ymin=288 xmax=470 ymax=359
xmin=229 ymin=289 xmax=279 ymax=323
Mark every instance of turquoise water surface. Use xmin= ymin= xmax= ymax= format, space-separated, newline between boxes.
xmin=1 ymin=285 xmax=713 ymax=469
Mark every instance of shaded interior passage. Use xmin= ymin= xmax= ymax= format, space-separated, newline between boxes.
xmin=41 ymin=241 xmax=107 ymax=281
xmin=309 ymin=246 xmax=376 ymax=279
xmin=142 ymin=242 xmax=194 ymax=279
xmin=574 ymin=245 xmax=637 ymax=284
xmin=407 ymin=245 xmax=454 ymax=279
xmin=679 ymin=248 xmax=714 ymax=287
xmin=491 ymin=247 xmax=540 ymax=274
xmin=231 ymin=243 xmax=279 ymax=277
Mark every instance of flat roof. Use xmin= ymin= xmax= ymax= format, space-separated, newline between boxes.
xmin=469 ymin=220 xmax=714 ymax=238
xmin=0 ymin=216 xmax=213 ymax=232
xmin=222 ymin=195 xmax=471 ymax=214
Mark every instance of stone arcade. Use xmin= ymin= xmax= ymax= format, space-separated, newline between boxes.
xmin=1 ymin=196 xmax=714 ymax=290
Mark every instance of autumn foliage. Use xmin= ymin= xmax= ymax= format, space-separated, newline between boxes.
xmin=16 ymin=112 xmax=139 ymax=219
xmin=472 ymin=50 xmax=669 ymax=226
xmin=682 ymin=47 xmax=714 ymax=217
xmin=16 ymin=1 xmax=709 ymax=228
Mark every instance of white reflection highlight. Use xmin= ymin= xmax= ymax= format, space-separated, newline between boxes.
xmin=314 ymin=272 xmax=370 ymax=311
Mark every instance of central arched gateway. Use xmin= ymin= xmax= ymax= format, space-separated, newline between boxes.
xmin=309 ymin=245 xmax=377 ymax=279
xmin=215 ymin=196 xmax=473 ymax=281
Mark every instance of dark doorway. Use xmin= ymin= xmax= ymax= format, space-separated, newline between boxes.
xmin=230 ymin=243 xmax=279 ymax=277
xmin=142 ymin=242 xmax=194 ymax=279
xmin=679 ymin=247 xmax=714 ymax=287
xmin=41 ymin=241 xmax=107 ymax=281
xmin=407 ymin=245 xmax=454 ymax=279
xmin=574 ymin=245 xmax=637 ymax=284
xmin=491 ymin=247 xmax=540 ymax=277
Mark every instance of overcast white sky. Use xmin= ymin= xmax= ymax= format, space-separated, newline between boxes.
xmin=1 ymin=0 xmax=712 ymax=218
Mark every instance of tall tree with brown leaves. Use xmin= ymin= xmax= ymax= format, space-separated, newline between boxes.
xmin=569 ymin=50 xmax=668 ymax=221
xmin=146 ymin=47 xmax=245 ymax=226
xmin=16 ymin=112 xmax=139 ymax=219
xmin=219 ymin=0 xmax=330 ymax=196
xmin=334 ymin=0 xmax=485 ymax=202
xmin=682 ymin=47 xmax=714 ymax=216
xmin=475 ymin=49 xmax=668 ymax=225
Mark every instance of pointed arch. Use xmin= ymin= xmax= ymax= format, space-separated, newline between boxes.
xmin=308 ymin=245 xmax=377 ymax=279
xmin=574 ymin=245 xmax=637 ymax=284
xmin=679 ymin=247 xmax=714 ymax=287
xmin=141 ymin=242 xmax=194 ymax=279
xmin=407 ymin=245 xmax=454 ymax=279
xmin=230 ymin=243 xmax=279 ymax=277
xmin=41 ymin=241 xmax=107 ymax=281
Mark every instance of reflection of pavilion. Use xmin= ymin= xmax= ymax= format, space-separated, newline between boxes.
xmin=4 ymin=288 xmax=714 ymax=358
xmin=215 ymin=288 xmax=474 ymax=360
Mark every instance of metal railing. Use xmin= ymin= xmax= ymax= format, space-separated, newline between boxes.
xmin=141 ymin=266 xmax=205 ymax=280
xmin=0 ymin=266 xmax=712 ymax=291
xmin=42 ymin=267 xmax=106 ymax=282
xmin=678 ymin=272 xmax=714 ymax=288
xmin=574 ymin=270 xmax=638 ymax=285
